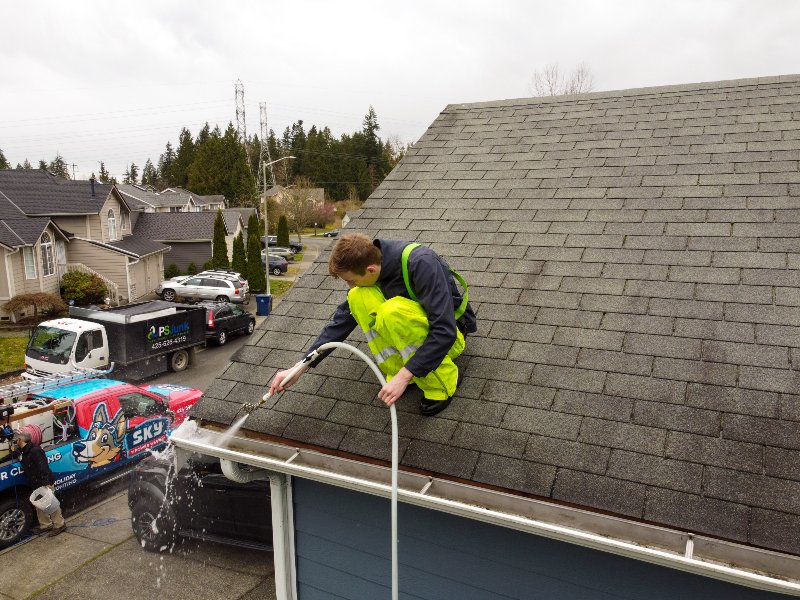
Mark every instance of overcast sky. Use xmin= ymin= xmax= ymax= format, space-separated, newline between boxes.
xmin=2 ymin=0 xmax=799 ymax=181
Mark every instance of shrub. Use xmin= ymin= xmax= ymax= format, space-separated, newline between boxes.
xmin=186 ymin=262 xmax=198 ymax=275
xmin=3 ymin=293 xmax=67 ymax=318
xmin=164 ymin=263 xmax=180 ymax=279
xmin=202 ymin=259 xmax=213 ymax=271
xmin=60 ymin=271 xmax=107 ymax=305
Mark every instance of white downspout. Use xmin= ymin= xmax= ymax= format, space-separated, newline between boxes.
xmin=220 ymin=459 xmax=297 ymax=600
xmin=269 ymin=472 xmax=297 ymax=600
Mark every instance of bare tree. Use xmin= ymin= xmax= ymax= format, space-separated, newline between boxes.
xmin=282 ymin=176 xmax=320 ymax=240
xmin=530 ymin=62 xmax=595 ymax=97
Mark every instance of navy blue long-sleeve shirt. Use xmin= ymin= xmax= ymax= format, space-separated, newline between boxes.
xmin=307 ymin=239 xmax=476 ymax=377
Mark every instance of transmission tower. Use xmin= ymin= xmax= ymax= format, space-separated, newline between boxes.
xmin=259 ymin=102 xmax=275 ymax=194
xmin=234 ymin=80 xmax=252 ymax=176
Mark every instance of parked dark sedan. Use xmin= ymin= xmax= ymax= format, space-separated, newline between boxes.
xmin=264 ymin=235 xmax=303 ymax=252
xmin=322 ymin=229 xmax=339 ymax=238
xmin=263 ymin=254 xmax=288 ymax=276
xmin=128 ymin=452 xmax=272 ymax=552
xmin=199 ymin=301 xmax=256 ymax=345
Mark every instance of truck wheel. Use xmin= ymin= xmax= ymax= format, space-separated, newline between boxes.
xmin=168 ymin=349 xmax=189 ymax=372
xmin=162 ymin=289 xmax=176 ymax=302
xmin=217 ymin=330 xmax=228 ymax=346
xmin=0 ymin=497 xmax=33 ymax=549
xmin=131 ymin=498 xmax=178 ymax=553
xmin=272 ymin=267 xmax=282 ymax=276
xmin=215 ymin=295 xmax=229 ymax=303
xmin=246 ymin=320 xmax=255 ymax=335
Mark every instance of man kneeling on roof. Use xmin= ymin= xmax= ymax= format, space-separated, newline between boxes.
xmin=269 ymin=233 xmax=476 ymax=416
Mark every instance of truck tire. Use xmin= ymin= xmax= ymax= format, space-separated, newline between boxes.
xmin=131 ymin=498 xmax=178 ymax=553
xmin=168 ymin=349 xmax=189 ymax=372
xmin=0 ymin=497 xmax=34 ymax=549
xmin=162 ymin=289 xmax=176 ymax=302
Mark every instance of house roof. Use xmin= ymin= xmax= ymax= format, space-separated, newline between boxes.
xmin=90 ymin=235 xmax=170 ymax=258
xmin=190 ymin=74 xmax=800 ymax=560
xmin=224 ymin=206 xmax=258 ymax=224
xmin=132 ymin=211 xmax=230 ymax=241
xmin=0 ymin=169 xmax=113 ymax=215
xmin=220 ymin=209 xmax=244 ymax=233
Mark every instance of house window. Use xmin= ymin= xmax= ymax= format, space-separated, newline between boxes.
xmin=40 ymin=233 xmax=55 ymax=277
xmin=120 ymin=211 xmax=128 ymax=232
xmin=23 ymin=247 xmax=37 ymax=279
xmin=107 ymin=209 xmax=117 ymax=240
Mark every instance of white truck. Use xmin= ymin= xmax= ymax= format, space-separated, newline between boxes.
xmin=23 ymin=301 xmax=207 ymax=381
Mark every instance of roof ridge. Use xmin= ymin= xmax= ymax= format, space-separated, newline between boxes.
xmin=445 ymin=73 xmax=800 ymax=111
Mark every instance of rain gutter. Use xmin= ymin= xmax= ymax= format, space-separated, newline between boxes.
xmin=171 ymin=425 xmax=800 ymax=597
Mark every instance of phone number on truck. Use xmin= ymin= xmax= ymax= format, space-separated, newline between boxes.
xmin=149 ymin=335 xmax=188 ymax=350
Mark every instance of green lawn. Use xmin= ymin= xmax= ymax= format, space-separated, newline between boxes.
xmin=269 ymin=279 xmax=294 ymax=298
xmin=0 ymin=337 xmax=27 ymax=372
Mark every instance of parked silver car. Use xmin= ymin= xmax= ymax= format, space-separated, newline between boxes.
xmin=268 ymin=247 xmax=295 ymax=261
xmin=157 ymin=275 xmax=249 ymax=304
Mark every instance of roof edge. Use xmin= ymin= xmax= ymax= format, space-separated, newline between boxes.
xmin=172 ymin=422 xmax=800 ymax=595
xmin=445 ymin=73 xmax=800 ymax=112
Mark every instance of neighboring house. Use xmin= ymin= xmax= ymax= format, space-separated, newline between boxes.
xmin=117 ymin=184 xmax=199 ymax=213
xmin=268 ymin=184 xmax=325 ymax=207
xmin=133 ymin=210 xmax=243 ymax=272
xmin=178 ymin=74 xmax=800 ymax=597
xmin=162 ymin=187 xmax=227 ymax=212
xmin=0 ymin=171 xmax=169 ymax=318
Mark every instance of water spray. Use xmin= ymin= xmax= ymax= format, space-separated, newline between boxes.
xmin=234 ymin=342 xmax=399 ymax=600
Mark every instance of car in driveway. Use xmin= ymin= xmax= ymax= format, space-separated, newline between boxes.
xmin=322 ymin=229 xmax=339 ymax=237
xmin=264 ymin=235 xmax=303 ymax=252
xmin=198 ymin=269 xmax=249 ymax=293
xmin=157 ymin=275 xmax=248 ymax=304
xmin=199 ymin=301 xmax=256 ymax=345
xmin=268 ymin=246 xmax=295 ymax=261
xmin=128 ymin=451 xmax=272 ymax=552
xmin=263 ymin=253 xmax=288 ymax=276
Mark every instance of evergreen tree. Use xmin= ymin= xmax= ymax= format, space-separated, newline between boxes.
xmin=122 ymin=165 xmax=132 ymax=184
xmin=158 ymin=141 xmax=176 ymax=187
xmin=231 ymin=231 xmax=247 ymax=276
xmin=0 ymin=149 xmax=9 ymax=169
xmin=129 ymin=163 xmax=139 ymax=185
xmin=141 ymin=159 xmax=158 ymax=186
xmin=48 ymin=154 xmax=70 ymax=179
xmin=38 ymin=160 xmax=47 ymax=170
xmin=17 ymin=159 xmax=32 ymax=169
xmin=98 ymin=161 xmax=111 ymax=183
xmin=172 ymin=128 xmax=195 ymax=187
xmin=211 ymin=209 xmax=229 ymax=269
xmin=277 ymin=215 xmax=290 ymax=247
xmin=246 ymin=214 xmax=266 ymax=292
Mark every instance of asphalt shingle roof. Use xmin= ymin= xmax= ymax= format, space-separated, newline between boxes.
xmin=191 ymin=74 xmax=800 ymax=558
xmin=99 ymin=235 xmax=169 ymax=257
xmin=0 ymin=170 xmax=112 ymax=215
xmin=132 ymin=211 xmax=229 ymax=241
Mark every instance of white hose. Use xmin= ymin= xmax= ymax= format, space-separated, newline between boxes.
xmin=272 ymin=342 xmax=399 ymax=600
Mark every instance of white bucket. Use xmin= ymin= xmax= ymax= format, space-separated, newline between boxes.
xmin=29 ymin=486 xmax=60 ymax=515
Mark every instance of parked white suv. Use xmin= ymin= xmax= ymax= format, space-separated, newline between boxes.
xmin=157 ymin=275 xmax=249 ymax=304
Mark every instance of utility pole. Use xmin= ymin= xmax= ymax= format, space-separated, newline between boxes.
xmin=259 ymin=102 xmax=274 ymax=194
xmin=70 ymin=163 xmax=77 ymax=180
xmin=235 ymin=79 xmax=252 ymax=177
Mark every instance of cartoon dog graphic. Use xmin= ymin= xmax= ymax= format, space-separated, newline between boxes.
xmin=72 ymin=404 xmax=126 ymax=468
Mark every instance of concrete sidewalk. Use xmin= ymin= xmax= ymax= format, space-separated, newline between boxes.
xmin=0 ymin=490 xmax=275 ymax=600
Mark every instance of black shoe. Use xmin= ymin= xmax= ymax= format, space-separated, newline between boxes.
xmin=420 ymin=397 xmax=452 ymax=416
xmin=48 ymin=525 xmax=66 ymax=538
xmin=30 ymin=525 xmax=52 ymax=535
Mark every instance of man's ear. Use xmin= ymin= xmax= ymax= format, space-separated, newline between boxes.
xmin=366 ymin=264 xmax=379 ymax=274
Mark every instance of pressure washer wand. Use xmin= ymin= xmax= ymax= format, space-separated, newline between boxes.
xmin=257 ymin=342 xmax=399 ymax=600
xmin=237 ymin=351 xmax=321 ymax=417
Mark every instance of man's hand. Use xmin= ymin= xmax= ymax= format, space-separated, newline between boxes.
xmin=378 ymin=367 xmax=414 ymax=407
xmin=269 ymin=361 xmax=309 ymax=396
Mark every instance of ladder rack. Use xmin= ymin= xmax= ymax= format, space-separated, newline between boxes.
xmin=0 ymin=367 xmax=113 ymax=406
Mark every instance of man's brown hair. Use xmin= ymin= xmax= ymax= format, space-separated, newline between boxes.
xmin=329 ymin=233 xmax=382 ymax=276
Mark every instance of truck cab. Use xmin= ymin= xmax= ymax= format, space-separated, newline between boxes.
xmin=25 ymin=319 xmax=109 ymax=377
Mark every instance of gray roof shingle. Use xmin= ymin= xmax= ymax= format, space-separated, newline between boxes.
xmin=132 ymin=211 xmax=229 ymax=241
xmin=191 ymin=74 xmax=800 ymax=558
xmin=0 ymin=169 xmax=113 ymax=215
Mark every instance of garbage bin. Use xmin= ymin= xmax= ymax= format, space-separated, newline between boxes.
xmin=255 ymin=294 xmax=273 ymax=316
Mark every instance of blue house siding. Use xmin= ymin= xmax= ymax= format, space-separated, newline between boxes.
xmin=293 ymin=479 xmax=788 ymax=600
